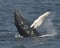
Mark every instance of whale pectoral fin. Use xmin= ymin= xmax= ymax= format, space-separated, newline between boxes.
xmin=30 ymin=11 xmax=50 ymax=29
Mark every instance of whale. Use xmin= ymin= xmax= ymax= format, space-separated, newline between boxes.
xmin=14 ymin=10 xmax=50 ymax=37
xmin=14 ymin=10 xmax=40 ymax=37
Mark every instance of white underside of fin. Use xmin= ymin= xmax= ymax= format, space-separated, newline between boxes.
xmin=30 ymin=11 xmax=50 ymax=29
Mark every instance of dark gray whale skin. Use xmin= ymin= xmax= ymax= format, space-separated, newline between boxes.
xmin=14 ymin=10 xmax=40 ymax=37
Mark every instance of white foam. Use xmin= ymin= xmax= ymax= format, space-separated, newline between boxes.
xmin=15 ymin=34 xmax=23 ymax=38
xmin=39 ymin=34 xmax=56 ymax=37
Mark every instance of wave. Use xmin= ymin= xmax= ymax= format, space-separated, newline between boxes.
xmin=39 ymin=33 xmax=57 ymax=37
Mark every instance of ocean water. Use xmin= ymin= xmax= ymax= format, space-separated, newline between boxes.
xmin=0 ymin=0 xmax=60 ymax=48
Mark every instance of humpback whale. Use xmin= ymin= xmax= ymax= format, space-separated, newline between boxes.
xmin=14 ymin=10 xmax=50 ymax=37
xmin=14 ymin=10 xmax=40 ymax=37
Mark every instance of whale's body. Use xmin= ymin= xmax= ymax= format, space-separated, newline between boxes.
xmin=14 ymin=10 xmax=40 ymax=37
xmin=14 ymin=10 xmax=50 ymax=37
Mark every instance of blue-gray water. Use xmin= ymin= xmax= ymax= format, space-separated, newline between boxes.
xmin=0 ymin=0 xmax=60 ymax=48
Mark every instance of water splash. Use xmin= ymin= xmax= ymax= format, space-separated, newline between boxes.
xmin=45 ymin=11 xmax=57 ymax=36
xmin=37 ymin=11 xmax=57 ymax=37
xmin=15 ymin=34 xmax=23 ymax=38
xmin=39 ymin=34 xmax=55 ymax=37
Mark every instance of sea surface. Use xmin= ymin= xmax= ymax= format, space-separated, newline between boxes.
xmin=0 ymin=0 xmax=60 ymax=48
